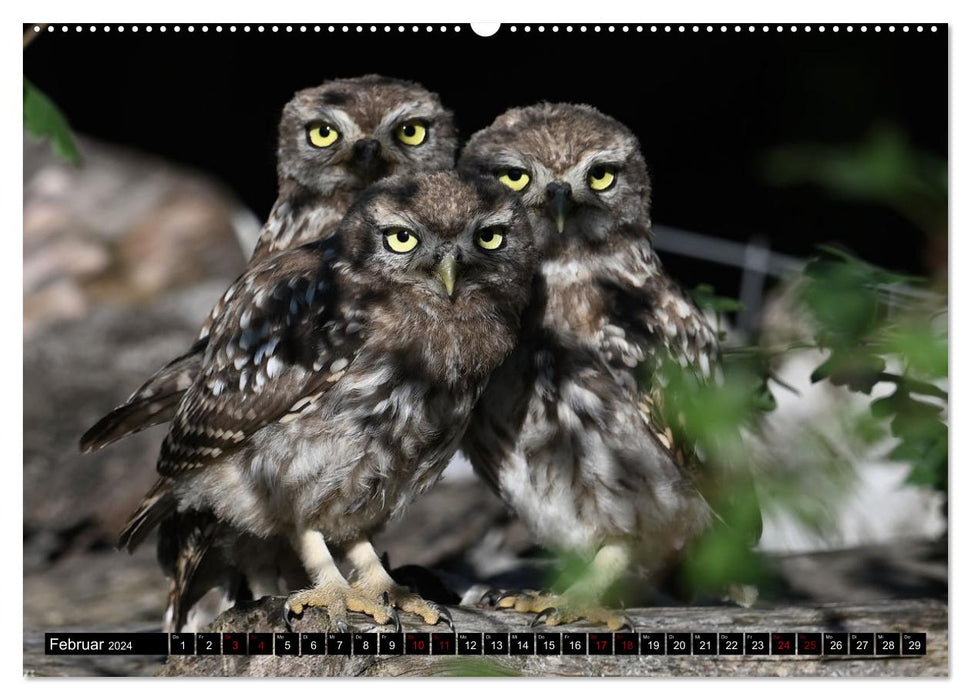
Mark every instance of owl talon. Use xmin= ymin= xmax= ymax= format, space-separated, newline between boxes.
xmin=382 ymin=592 xmax=402 ymax=633
xmin=478 ymin=588 xmax=506 ymax=607
xmin=433 ymin=603 xmax=455 ymax=631
xmin=531 ymin=607 xmax=558 ymax=628
xmin=283 ymin=603 xmax=302 ymax=633
xmin=285 ymin=584 xmax=380 ymax=631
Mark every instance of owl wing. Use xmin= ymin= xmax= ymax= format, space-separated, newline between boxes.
xmin=601 ymin=236 xmax=761 ymax=545
xmin=157 ymin=240 xmax=365 ymax=477
xmin=79 ymin=201 xmax=293 ymax=454
xmin=79 ymin=341 xmax=206 ymax=453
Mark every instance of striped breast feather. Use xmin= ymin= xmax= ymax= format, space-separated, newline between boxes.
xmin=156 ymin=240 xmax=365 ymax=477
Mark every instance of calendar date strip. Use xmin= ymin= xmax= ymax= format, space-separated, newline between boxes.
xmin=45 ymin=631 xmax=927 ymax=656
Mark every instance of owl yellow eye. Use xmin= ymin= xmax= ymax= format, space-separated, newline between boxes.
xmin=588 ymin=165 xmax=616 ymax=192
xmin=396 ymin=121 xmax=427 ymax=146
xmin=497 ymin=168 xmax=530 ymax=192
xmin=307 ymin=123 xmax=340 ymax=148
xmin=383 ymin=228 xmax=420 ymax=253
xmin=475 ymin=227 xmax=506 ymax=251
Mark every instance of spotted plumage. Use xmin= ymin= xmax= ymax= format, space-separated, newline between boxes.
xmin=459 ymin=103 xmax=760 ymax=627
xmin=81 ymin=75 xmax=455 ymax=452
xmin=79 ymin=76 xmax=457 ymax=630
xmin=120 ymin=171 xmax=537 ymax=630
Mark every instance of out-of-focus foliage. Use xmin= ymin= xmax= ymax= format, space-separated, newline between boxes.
xmin=654 ymin=350 xmax=773 ymax=594
xmin=766 ymin=125 xmax=947 ymax=493
xmin=765 ymin=126 xmax=947 ymax=239
xmin=692 ymin=283 xmax=744 ymax=317
xmin=799 ymin=247 xmax=947 ymax=493
xmin=24 ymin=78 xmax=80 ymax=165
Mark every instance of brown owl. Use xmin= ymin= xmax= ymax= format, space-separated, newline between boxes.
xmin=459 ymin=103 xmax=761 ymax=629
xmin=81 ymin=75 xmax=456 ymax=452
xmin=119 ymin=171 xmax=537 ymax=631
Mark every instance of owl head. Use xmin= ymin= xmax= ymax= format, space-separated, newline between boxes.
xmin=459 ymin=103 xmax=651 ymax=250
xmin=339 ymin=170 xmax=535 ymax=315
xmin=277 ymin=75 xmax=456 ymax=195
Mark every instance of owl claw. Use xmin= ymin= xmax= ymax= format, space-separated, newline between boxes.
xmin=432 ymin=603 xmax=455 ymax=631
xmin=283 ymin=600 xmax=350 ymax=634
xmin=478 ymin=588 xmax=505 ymax=607
xmin=382 ymin=592 xmax=402 ymax=633
xmin=531 ymin=607 xmax=558 ymax=628
xmin=283 ymin=603 xmax=302 ymax=633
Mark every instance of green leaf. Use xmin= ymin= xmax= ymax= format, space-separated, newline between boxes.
xmin=24 ymin=78 xmax=80 ymax=165
xmin=893 ymin=429 xmax=947 ymax=491
xmin=691 ymin=284 xmax=744 ymax=313
xmin=800 ymin=257 xmax=884 ymax=347
xmin=811 ymin=351 xmax=886 ymax=394
xmin=879 ymin=321 xmax=948 ymax=381
xmin=681 ymin=521 xmax=770 ymax=592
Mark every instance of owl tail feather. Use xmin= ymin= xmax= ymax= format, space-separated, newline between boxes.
xmin=158 ymin=510 xmax=220 ymax=632
xmin=78 ymin=341 xmax=206 ymax=453
xmin=118 ymin=478 xmax=177 ymax=553
xmin=79 ymin=392 xmax=183 ymax=453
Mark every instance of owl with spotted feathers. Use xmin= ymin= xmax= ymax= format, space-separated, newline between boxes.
xmin=119 ymin=171 xmax=537 ymax=631
xmin=459 ymin=103 xmax=761 ymax=629
xmin=82 ymin=74 xmax=456 ymax=452
xmin=79 ymin=75 xmax=457 ymax=630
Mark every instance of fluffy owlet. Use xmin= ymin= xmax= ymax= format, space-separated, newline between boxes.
xmin=82 ymin=75 xmax=456 ymax=452
xmin=119 ymin=171 xmax=537 ymax=631
xmin=459 ymin=103 xmax=761 ymax=628
xmin=79 ymin=76 xmax=456 ymax=629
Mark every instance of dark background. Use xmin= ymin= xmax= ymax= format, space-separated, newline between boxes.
xmin=23 ymin=23 xmax=948 ymax=293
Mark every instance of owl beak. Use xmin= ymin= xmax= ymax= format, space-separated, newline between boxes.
xmin=351 ymin=138 xmax=384 ymax=183
xmin=436 ymin=253 xmax=458 ymax=299
xmin=546 ymin=181 xmax=573 ymax=234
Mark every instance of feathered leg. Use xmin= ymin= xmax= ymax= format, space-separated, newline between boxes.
xmin=283 ymin=530 xmax=396 ymax=631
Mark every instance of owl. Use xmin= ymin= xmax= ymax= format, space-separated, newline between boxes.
xmin=458 ymin=103 xmax=761 ymax=629
xmin=81 ymin=75 xmax=456 ymax=453
xmin=119 ymin=171 xmax=537 ymax=632
xmin=78 ymin=76 xmax=457 ymax=630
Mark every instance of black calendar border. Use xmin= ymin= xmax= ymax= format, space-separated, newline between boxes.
xmin=44 ymin=631 xmax=926 ymax=657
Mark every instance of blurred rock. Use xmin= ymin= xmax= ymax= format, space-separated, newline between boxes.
xmin=24 ymin=283 xmax=239 ymax=565
xmin=23 ymin=132 xmax=255 ymax=569
xmin=23 ymin=131 xmax=257 ymax=338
